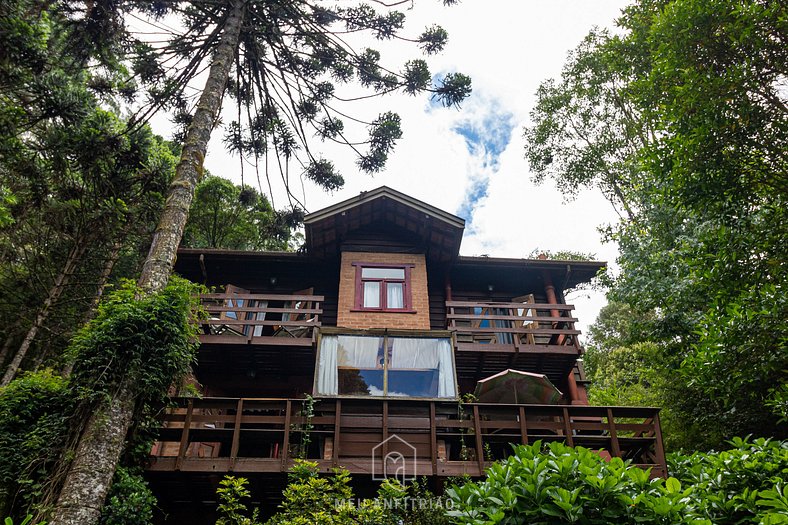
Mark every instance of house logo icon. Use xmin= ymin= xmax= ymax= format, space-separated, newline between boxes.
xmin=371 ymin=434 xmax=416 ymax=483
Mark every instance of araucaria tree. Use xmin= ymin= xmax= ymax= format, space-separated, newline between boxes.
xmin=45 ymin=2 xmax=471 ymax=524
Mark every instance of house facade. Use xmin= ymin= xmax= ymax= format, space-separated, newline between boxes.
xmin=146 ymin=187 xmax=666 ymax=522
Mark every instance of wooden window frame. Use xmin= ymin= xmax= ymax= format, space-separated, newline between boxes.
xmin=351 ymin=262 xmax=416 ymax=313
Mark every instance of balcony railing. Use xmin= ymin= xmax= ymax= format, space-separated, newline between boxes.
xmin=446 ymin=301 xmax=581 ymax=355
xmin=200 ymin=293 xmax=323 ymax=345
xmin=148 ymin=397 xmax=667 ymax=478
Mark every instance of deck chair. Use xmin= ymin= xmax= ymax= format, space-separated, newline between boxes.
xmin=273 ymin=287 xmax=317 ymax=338
xmin=512 ymin=294 xmax=538 ymax=345
xmin=209 ymin=285 xmax=267 ymax=338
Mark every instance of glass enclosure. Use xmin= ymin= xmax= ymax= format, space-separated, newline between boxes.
xmin=315 ymin=334 xmax=456 ymax=398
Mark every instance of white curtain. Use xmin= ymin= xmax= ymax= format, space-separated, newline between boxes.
xmin=317 ymin=335 xmax=339 ymax=395
xmin=387 ymin=283 xmax=404 ymax=308
xmin=436 ymin=339 xmax=455 ymax=398
xmin=390 ymin=338 xmax=456 ymax=398
xmin=363 ymin=282 xmax=380 ymax=307
xmin=337 ymin=335 xmax=380 ymax=367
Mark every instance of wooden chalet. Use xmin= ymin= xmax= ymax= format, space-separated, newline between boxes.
xmin=146 ymin=186 xmax=666 ymax=522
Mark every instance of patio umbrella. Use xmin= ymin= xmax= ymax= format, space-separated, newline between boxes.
xmin=473 ymin=369 xmax=563 ymax=404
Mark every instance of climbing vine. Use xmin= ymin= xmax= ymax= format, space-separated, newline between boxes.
xmin=0 ymin=277 xmax=203 ymax=522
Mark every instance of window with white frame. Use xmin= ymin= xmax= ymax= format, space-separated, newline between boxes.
xmin=315 ymin=334 xmax=456 ymax=399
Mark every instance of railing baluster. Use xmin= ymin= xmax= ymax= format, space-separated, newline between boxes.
xmin=519 ymin=406 xmax=528 ymax=445
xmin=282 ymin=400 xmax=291 ymax=470
xmin=473 ymin=405 xmax=484 ymax=473
xmin=333 ymin=399 xmax=341 ymax=467
xmin=653 ymin=411 xmax=667 ymax=478
xmin=562 ymin=407 xmax=574 ymax=447
xmin=229 ymin=399 xmax=243 ymax=471
xmin=382 ymin=400 xmax=389 ymax=459
xmin=430 ymin=402 xmax=437 ymax=475
xmin=175 ymin=399 xmax=193 ymax=471
xmin=606 ymin=408 xmax=621 ymax=458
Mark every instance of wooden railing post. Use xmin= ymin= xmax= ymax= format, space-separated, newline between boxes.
xmin=653 ymin=411 xmax=668 ymax=478
xmin=472 ymin=405 xmax=484 ymax=473
xmin=430 ymin=402 xmax=437 ymax=475
xmin=332 ymin=399 xmax=342 ymax=467
xmin=382 ymin=400 xmax=389 ymax=459
xmin=229 ymin=398 xmax=243 ymax=471
xmin=282 ymin=400 xmax=291 ymax=470
xmin=606 ymin=408 xmax=621 ymax=458
xmin=562 ymin=407 xmax=574 ymax=447
xmin=519 ymin=406 xmax=528 ymax=445
xmin=175 ymin=399 xmax=194 ymax=471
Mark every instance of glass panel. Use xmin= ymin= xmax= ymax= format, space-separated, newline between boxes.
xmin=361 ymin=267 xmax=405 ymax=279
xmin=337 ymin=335 xmax=383 ymax=367
xmin=386 ymin=282 xmax=404 ymax=308
xmin=339 ymin=368 xmax=384 ymax=396
xmin=363 ymin=281 xmax=380 ymax=307
xmin=337 ymin=335 xmax=384 ymax=396
xmin=388 ymin=337 xmax=456 ymax=398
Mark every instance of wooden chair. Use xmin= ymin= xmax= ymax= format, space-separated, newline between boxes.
xmin=512 ymin=294 xmax=538 ymax=345
xmin=273 ymin=287 xmax=317 ymax=338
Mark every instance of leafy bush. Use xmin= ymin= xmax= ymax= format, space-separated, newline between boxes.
xmin=446 ymin=440 xmax=788 ymax=524
xmin=668 ymin=437 xmax=788 ymax=524
xmin=98 ymin=467 xmax=156 ymax=525
xmin=217 ymin=461 xmax=449 ymax=525
xmin=0 ymin=370 xmax=70 ymax=519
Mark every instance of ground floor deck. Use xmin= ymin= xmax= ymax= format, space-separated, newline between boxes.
xmin=148 ymin=397 xmax=667 ymax=478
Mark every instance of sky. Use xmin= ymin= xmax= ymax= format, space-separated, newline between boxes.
xmin=148 ymin=1 xmax=631 ymax=336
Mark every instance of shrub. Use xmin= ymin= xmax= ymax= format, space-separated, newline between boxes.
xmin=446 ymin=440 xmax=788 ymax=524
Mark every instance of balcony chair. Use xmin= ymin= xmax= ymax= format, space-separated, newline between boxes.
xmin=272 ymin=287 xmax=318 ymax=338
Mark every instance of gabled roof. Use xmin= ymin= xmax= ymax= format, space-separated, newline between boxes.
xmin=303 ymin=186 xmax=465 ymax=263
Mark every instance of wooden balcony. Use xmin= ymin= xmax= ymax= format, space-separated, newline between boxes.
xmin=446 ymin=301 xmax=582 ymax=382
xmin=147 ymin=397 xmax=667 ymax=478
xmin=199 ymin=292 xmax=324 ymax=347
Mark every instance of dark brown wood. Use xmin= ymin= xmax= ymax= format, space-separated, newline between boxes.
xmin=473 ymin=405 xmax=484 ymax=472
xmin=229 ymin=398 xmax=243 ymax=470
xmin=519 ymin=406 xmax=528 ymax=445
xmin=282 ymin=400 xmax=291 ymax=468
xmin=149 ymin=397 xmax=666 ymax=478
xmin=333 ymin=399 xmax=341 ymax=467
xmin=175 ymin=399 xmax=194 ymax=471
xmin=606 ymin=408 xmax=621 ymax=458
xmin=562 ymin=407 xmax=574 ymax=447
xmin=430 ymin=402 xmax=437 ymax=475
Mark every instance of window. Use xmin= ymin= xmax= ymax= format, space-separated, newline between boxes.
xmin=316 ymin=334 xmax=456 ymax=399
xmin=353 ymin=263 xmax=414 ymax=311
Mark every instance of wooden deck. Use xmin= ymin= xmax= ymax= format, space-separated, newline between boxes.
xmin=199 ymin=292 xmax=324 ymax=346
xmin=447 ymin=300 xmax=582 ymax=383
xmin=148 ymin=397 xmax=667 ymax=478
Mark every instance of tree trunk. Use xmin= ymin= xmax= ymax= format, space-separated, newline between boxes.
xmin=0 ymin=319 xmax=22 ymax=369
xmin=1 ymin=237 xmax=88 ymax=386
xmin=138 ymin=2 xmax=245 ymax=293
xmin=48 ymin=2 xmax=246 ymax=524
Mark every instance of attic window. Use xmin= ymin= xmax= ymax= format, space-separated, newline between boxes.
xmin=353 ymin=263 xmax=414 ymax=312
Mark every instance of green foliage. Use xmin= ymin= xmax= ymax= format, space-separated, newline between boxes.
xmin=0 ymin=371 xmax=70 ymax=519
xmin=216 ymin=477 xmax=261 ymax=525
xmin=67 ymin=276 xmax=201 ymax=405
xmin=182 ymin=176 xmax=301 ymax=251
xmin=668 ymin=437 xmax=788 ymax=525
xmin=99 ymin=467 xmax=156 ymax=525
xmin=446 ymin=440 xmax=788 ymax=524
xmin=219 ymin=461 xmax=449 ymax=525
xmin=525 ymin=0 xmax=788 ymax=449
xmin=3 ymin=516 xmax=46 ymax=525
